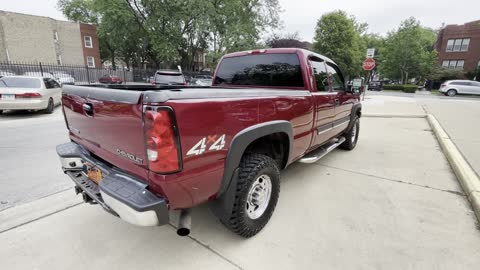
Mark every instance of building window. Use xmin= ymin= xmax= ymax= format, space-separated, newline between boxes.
xmin=53 ymin=31 xmax=58 ymax=42
xmin=87 ymin=56 xmax=95 ymax=68
xmin=84 ymin=36 xmax=93 ymax=48
xmin=443 ymin=60 xmax=464 ymax=70
xmin=456 ymin=60 xmax=464 ymax=70
xmin=446 ymin=38 xmax=470 ymax=52
xmin=57 ymin=55 xmax=62 ymax=65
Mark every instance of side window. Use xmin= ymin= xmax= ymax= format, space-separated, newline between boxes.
xmin=43 ymin=78 xmax=53 ymax=89
xmin=52 ymin=80 xmax=61 ymax=88
xmin=310 ymin=59 xmax=328 ymax=92
xmin=326 ymin=63 xmax=345 ymax=91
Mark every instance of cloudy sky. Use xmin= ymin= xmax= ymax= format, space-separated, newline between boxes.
xmin=1 ymin=0 xmax=480 ymax=42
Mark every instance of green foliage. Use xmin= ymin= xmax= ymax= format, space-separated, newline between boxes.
xmin=313 ymin=11 xmax=364 ymax=78
xmin=379 ymin=17 xmax=437 ymax=84
xmin=430 ymin=66 xmax=465 ymax=81
xmin=58 ymin=0 xmax=281 ymax=70
xmin=383 ymin=84 xmax=418 ymax=93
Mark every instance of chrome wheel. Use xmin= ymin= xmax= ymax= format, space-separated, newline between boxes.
xmin=246 ymin=174 xmax=272 ymax=219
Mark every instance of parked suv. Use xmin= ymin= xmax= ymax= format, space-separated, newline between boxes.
xmin=56 ymin=48 xmax=362 ymax=238
xmin=440 ymin=80 xmax=480 ymax=96
xmin=152 ymin=70 xmax=186 ymax=85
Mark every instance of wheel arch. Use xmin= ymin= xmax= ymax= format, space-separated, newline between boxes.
xmin=209 ymin=120 xmax=293 ymax=222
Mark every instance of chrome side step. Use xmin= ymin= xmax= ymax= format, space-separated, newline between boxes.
xmin=298 ymin=137 xmax=346 ymax=164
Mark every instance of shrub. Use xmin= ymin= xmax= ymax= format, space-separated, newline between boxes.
xmin=402 ymin=85 xmax=418 ymax=93
xmin=383 ymin=85 xmax=404 ymax=91
xmin=382 ymin=84 xmax=417 ymax=93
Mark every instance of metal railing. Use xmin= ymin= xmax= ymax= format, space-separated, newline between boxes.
xmin=0 ymin=61 xmax=212 ymax=85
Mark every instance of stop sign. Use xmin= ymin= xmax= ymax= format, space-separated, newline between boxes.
xmin=362 ymin=58 xmax=376 ymax=71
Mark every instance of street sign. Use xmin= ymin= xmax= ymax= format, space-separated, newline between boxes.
xmin=362 ymin=58 xmax=376 ymax=71
xmin=367 ymin=48 xmax=375 ymax=58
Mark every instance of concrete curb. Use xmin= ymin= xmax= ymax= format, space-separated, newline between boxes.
xmin=0 ymin=189 xmax=82 ymax=233
xmin=426 ymin=114 xmax=480 ymax=222
xmin=363 ymin=113 xmax=426 ymax=118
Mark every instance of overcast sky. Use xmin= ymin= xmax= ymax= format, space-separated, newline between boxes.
xmin=1 ymin=0 xmax=479 ymax=42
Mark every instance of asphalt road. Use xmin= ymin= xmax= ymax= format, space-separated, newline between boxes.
xmin=0 ymin=108 xmax=72 ymax=210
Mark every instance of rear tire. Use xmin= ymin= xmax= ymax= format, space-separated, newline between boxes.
xmin=0 ymin=110 xmax=3 ymax=114
xmin=221 ymin=154 xmax=280 ymax=238
xmin=44 ymin=98 xmax=54 ymax=114
xmin=447 ymin=89 xmax=457 ymax=97
xmin=340 ymin=116 xmax=360 ymax=150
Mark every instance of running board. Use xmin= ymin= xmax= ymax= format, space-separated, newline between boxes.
xmin=298 ymin=137 xmax=346 ymax=164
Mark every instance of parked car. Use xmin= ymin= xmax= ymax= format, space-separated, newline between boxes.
xmin=368 ymin=81 xmax=383 ymax=91
xmin=0 ymin=76 xmax=61 ymax=114
xmin=440 ymin=80 xmax=480 ymax=96
xmin=152 ymin=70 xmax=186 ymax=85
xmin=0 ymin=70 xmax=16 ymax=77
xmin=53 ymin=72 xmax=75 ymax=85
xmin=99 ymin=74 xmax=123 ymax=84
xmin=56 ymin=48 xmax=362 ymax=238
xmin=191 ymin=78 xmax=213 ymax=86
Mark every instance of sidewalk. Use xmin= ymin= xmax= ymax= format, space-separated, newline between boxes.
xmin=1 ymin=95 xmax=480 ymax=270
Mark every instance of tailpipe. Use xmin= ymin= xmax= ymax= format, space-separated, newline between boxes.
xmin=177 ymin=209 xmax=191 ymax=236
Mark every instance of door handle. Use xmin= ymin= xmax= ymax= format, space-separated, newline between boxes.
xmin=334 ymin=99 xmax=340 ymax=106
xmin=82 ymin=103 xmax=94 ymax=116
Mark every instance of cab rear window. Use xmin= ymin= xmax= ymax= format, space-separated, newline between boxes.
xmin=214 ymin=53 xmax=304 ymax=87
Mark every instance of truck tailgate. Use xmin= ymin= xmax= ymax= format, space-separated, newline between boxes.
xmin=62 ymin=86 xmax=148 ymax=180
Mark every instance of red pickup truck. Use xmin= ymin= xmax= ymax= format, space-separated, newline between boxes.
xmin=56 ymin=48 xmax=362 ymax=238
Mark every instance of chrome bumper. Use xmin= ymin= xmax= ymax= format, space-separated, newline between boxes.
xmin=56 ymin=142 xmax=169 ymax=227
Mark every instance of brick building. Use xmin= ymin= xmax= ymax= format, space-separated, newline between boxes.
xmin=435 ymin=20 xmax=480 ymax=72
xmin=0 ymin=11 xmax=101 ymax=67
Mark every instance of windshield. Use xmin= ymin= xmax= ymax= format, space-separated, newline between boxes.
xmin=0 ymin=77 xmax=41 ymax=88
xmin=155 ymin=73 xmax=185 ymax=84
xmin=214 ymin=53 xmax=304 ymax=87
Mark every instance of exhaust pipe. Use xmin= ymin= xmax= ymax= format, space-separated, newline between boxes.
xmin=177 ymin=209 xmax=191 ymax=236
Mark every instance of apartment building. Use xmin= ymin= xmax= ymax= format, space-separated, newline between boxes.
xmin=0 ymin=10 xmax=101 ymax=67
xmin=435 ymin=20 xmax=480 ymax=72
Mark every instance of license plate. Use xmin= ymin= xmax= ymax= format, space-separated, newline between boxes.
xmin=86 ymin=164 xmax=103 ymax=184
xmin=1 ymin=94 xmax=15 ymax=101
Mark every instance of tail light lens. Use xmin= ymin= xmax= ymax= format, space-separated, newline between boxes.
xmin=15 ymin=93 xmax=42 ymax=98
xmin=441 ymin=84 xmax=446 ymax=88
xmin=144 ymin=106 xmax=181 ymax=173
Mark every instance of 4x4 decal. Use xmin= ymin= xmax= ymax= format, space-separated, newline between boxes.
xmin=186 ymin=134 xmax=226 ymax=156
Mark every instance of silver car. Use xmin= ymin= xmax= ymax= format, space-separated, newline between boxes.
xmin=440 ymin=80 xmax=480 ymax=96
xmin=0 ymin=76 xmax=62 ymax=114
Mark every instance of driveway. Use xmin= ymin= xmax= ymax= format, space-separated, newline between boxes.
xmin=1 ymin=116 xmax=479 ymax=270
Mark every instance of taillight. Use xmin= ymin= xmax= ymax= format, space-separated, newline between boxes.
xmin=15 ymin=93 xmax=42 ymax=98
xmin=441 ymin=84 xmax=446 ymax=88
xmin=144 ymin=107 xmax=181 ymax=173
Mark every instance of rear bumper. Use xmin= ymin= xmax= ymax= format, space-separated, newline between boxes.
xmin=56 ymin=142 xmax=169 ymax=227
xmin=0 ymin=99 xmax=48 ymax=110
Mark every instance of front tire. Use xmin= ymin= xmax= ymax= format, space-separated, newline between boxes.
xmin=44 ymin=98 xmax=54 ymax=114
xmin=221 ymin=154 xmax=280 ymax=238
xmin=340 ymin=116 xmax=360 ymax=150
xmin=447 ymin=89 xmax=457 ymax=97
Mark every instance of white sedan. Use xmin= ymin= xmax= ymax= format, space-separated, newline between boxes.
xmin=0 ymin=76 xmax=62 ymax=114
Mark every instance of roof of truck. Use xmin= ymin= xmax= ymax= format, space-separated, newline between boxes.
xmin=221 ymin=48 xmax=337 ymax=65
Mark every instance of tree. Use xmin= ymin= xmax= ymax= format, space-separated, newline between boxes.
xmin=58 ymin=0 xmax=144 ymax=69
xmin=313 ymin=11 xmax=364 ymax=79
xmin=379 ymin=17 xmax=437 ymax=84
xmin=266 ymin=32 xmax=309 ymax=49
